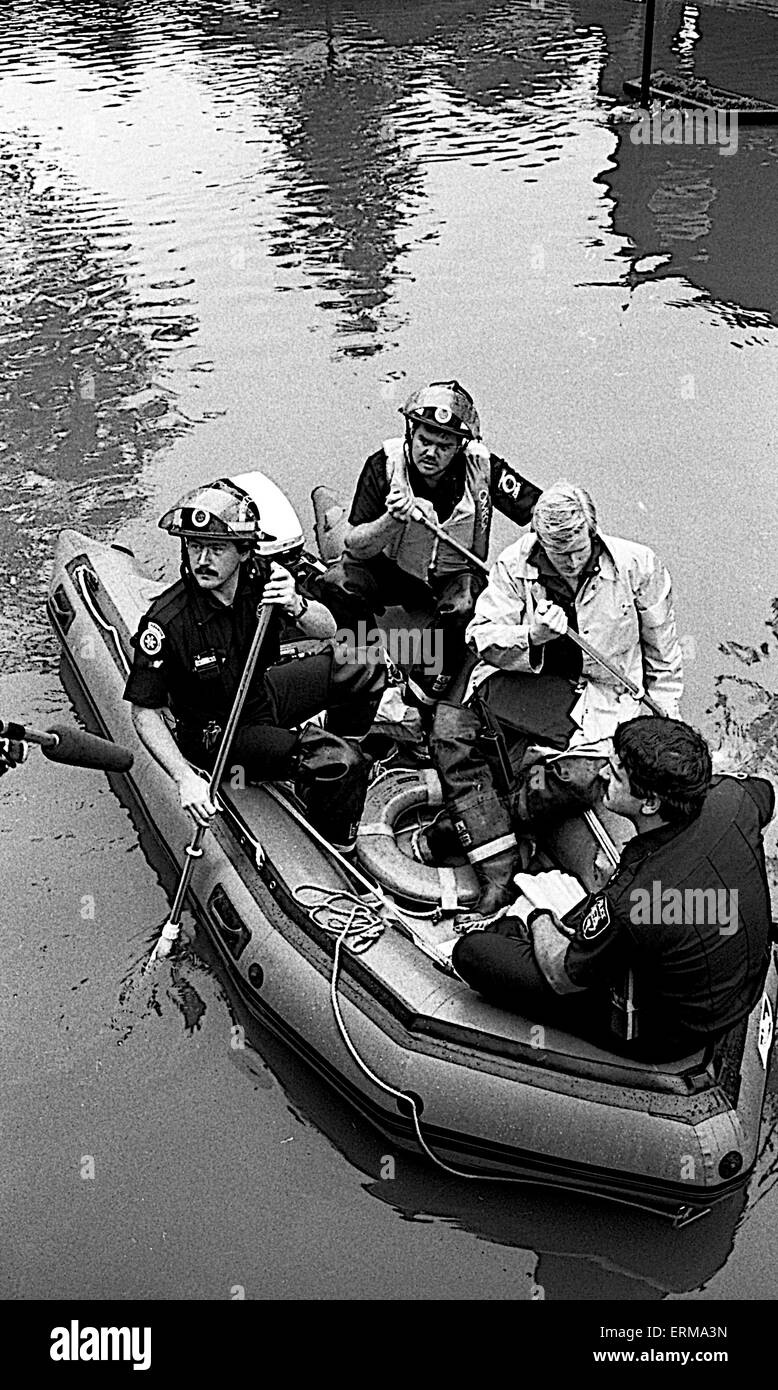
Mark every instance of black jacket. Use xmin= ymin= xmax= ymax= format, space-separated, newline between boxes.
xmin=564 ymin=776 xmax=775 ymax=1050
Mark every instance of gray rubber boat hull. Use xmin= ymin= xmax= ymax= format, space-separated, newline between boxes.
xmin=47 ymin=527 xmax=777 ymax=1224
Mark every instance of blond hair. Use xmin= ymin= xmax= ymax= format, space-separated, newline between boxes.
xmin=533 ymin=480 xmax=597 ymax=551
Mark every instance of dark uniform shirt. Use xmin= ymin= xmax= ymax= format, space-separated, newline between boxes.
xmin=348 ymin=447 xmax=541 ymax=530
xmin=562 ymin=775 xmax=775 ymax=1052
xmin=123 ymin=566 xmax=283 ymax=735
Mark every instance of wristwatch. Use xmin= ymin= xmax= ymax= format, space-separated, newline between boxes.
xmin=526 ymin=907 xmax=577 ymax=940
xmin=294 ymin=594 xmax=309 ymax=621
xmin=525 ymin=908 xmax=551 ymax=931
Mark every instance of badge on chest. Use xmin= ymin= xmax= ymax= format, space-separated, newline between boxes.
xmin=192 ymin=649 xmax=223 ymax=680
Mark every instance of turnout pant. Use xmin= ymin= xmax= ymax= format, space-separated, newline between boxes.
xmin=430 ymin=699 xmax=530 ymax=913
xmin=430 ymin=680 xmax=607 ymax=913
xmin=177 ymin=644 xmax=385 ymax=852
xmin=314 ymin=553 xmax=483 ymax=712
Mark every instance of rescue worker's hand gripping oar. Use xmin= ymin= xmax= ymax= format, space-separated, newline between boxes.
xmin=409 ymin=506 xmax=667 ymax=717
xmin=175 ymin=768 xmax=217 ymax=829
xmin=386 ymin=482 xmax=417 ymax=523
xmin=528 ymin=598 xmax=568 ymax=646
xmin=260 ymin=561 xmax=302 ymax=616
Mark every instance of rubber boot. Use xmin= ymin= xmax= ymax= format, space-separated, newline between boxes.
xmin=451 ymin=787 xmax=525 ymax=916
xmin=294 ymin=725 xmax=370 ymax=855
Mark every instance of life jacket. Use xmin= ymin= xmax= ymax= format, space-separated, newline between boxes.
xmin=380 ymin=437 xmax=492 ymax=581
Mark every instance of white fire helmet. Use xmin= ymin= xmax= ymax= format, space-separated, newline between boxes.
xmin=230 ymin=471 xmax=306 ymax=566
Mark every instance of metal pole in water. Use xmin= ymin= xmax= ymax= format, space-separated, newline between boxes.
xmin=640 ymin=0 xmax=657 ymax=108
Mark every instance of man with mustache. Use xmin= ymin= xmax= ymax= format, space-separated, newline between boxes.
xmin=124 ymin=478 xmax=385 ymax=854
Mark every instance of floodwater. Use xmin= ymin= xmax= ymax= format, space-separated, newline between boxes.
xmin=1 ymin=0 xmax=778 ymax=1301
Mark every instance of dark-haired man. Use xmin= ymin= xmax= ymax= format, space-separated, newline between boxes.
xmin=452 ymin=717 xmax=775 ymax=1061
xmin=314 ymin=380 xmax=540 ymax=716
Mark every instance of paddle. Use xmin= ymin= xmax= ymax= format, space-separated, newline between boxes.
xmin=146 ymin=604 xmax=275 ymax=968
xmin=409 ymin=505 xmax=666 ymax=718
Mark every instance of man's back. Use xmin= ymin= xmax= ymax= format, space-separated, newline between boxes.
xmin=606 ymin=775 xmax=774 ymax=1045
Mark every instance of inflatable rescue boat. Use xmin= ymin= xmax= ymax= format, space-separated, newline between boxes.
xmin=46 ymin=477 xmax=777 ymax=1226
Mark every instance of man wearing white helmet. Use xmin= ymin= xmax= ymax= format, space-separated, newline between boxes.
xmin=427 ymin=480 xmax=684 ymax=914
xmin=315 ymin=380 xmax=541 ymax=720
xmin=124 ymin=477 xmax=385 ymax=854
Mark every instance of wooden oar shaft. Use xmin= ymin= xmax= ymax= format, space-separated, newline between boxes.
xmin=410 ymin=507 xmax=665 ymax=718
xmin=208 ymin=605 xmax=274 ymax=799
xmin=148 ymin=604 xmax=275 ymax=965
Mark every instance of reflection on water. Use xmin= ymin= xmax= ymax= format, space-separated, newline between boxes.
xmin=194 ymin=941 xmax=777 ymax=1302
xmin=599 ymin=0 xmax=778 ymax=323
xmin=0 ymin=130 xmax=188 ymax=670
xmin=181 ymin=0 xmax=612 ymax=356
xmin=603 ymin=128 xmax=778 ymax=330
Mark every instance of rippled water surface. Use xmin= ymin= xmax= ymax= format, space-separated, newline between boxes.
xmin=1 ymin=0 xmax=778 ymax=1301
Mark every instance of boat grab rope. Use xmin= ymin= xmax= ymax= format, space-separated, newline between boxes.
xmin=73 ymin=565 xmax=131 ymax=677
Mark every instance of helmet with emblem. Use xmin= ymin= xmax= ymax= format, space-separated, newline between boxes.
xmin=158 ymin=478 xmax=261 ymax=543
xmin=400 ymin=380 xmax=481 ymax=441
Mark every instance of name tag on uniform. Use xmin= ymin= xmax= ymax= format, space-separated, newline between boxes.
xmin=193 ymin=650 xmax=221 ymax=677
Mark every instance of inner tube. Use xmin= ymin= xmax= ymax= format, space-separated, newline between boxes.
xmin=357 ymin=767 xmax=480 ymax=910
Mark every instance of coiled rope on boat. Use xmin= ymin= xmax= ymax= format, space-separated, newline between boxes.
xmin=293 ymin=882 xmax=545 ymax=1184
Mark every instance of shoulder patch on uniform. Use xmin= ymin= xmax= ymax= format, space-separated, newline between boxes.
xmin=581 ymin=897 xmax=611 ymax=940
xmin=496 ymin=463 xmax=525 ymax=500
xmin=139 ymin=622 xmax=165 ymax=657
